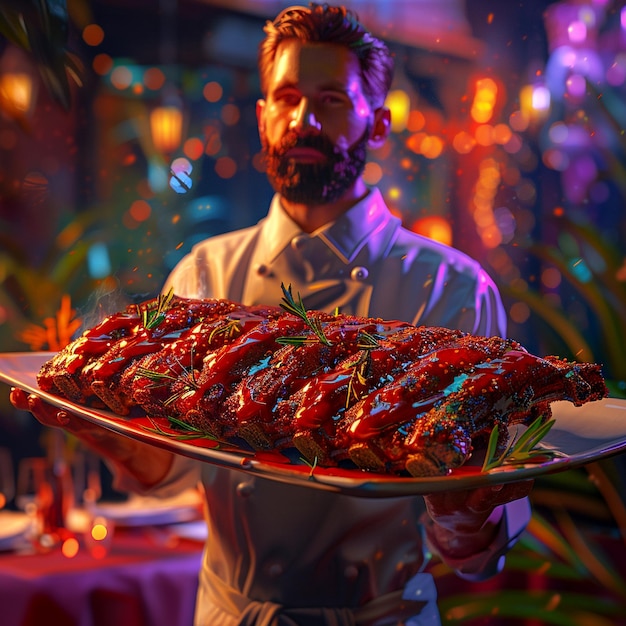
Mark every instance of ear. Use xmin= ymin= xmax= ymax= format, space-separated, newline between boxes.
xmin=368 ymin=107 xmax=391 ymax=149
xmin=256 ymin=98 xmax=266 ymax=135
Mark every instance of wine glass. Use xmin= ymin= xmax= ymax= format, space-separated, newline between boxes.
xmin=71 ymin=447 xmax=102 ymax=510
xmin=16 ymin=456 xmax=72 ymax=548
xmin=15 ymin=457 xmax=48 ymax=514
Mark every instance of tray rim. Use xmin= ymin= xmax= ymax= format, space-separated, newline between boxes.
xmin=1 ymin=351 xmax=625 ymax=498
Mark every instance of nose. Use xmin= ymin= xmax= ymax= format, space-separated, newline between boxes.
xmin=288 ymin=98 xmax=321 ymax=132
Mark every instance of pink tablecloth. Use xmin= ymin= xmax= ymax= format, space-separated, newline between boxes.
xmin=0 ymin=528 xmax=204 ymax=626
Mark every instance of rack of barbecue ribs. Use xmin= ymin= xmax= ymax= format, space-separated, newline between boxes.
xmin=37 ymin=287 xmax=609 ymax=477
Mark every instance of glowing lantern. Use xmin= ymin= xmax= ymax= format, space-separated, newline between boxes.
xmin=150 ymin=105 xmax=183 ymax=154
xmin=0 ymin=72 xmax=34 ymax=115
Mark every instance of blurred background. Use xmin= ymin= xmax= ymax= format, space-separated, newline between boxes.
xmin=0 ymin=0 xmax=625 ymax=623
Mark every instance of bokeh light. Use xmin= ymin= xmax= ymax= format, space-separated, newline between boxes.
xmin=407 ymin=110 xmax=425 ymax=132
xmin=144 ymin=67 xmax=166 ymax=91
xmin=363 ymin=161 xmax=383 ymax=185
xmin=566 ymin=74 xmax=587 ymax=97
xmin=542 ymin=267 xmax=562 ymax=290
xmin=203 ymin=81 xmax=223 ymax=103
xmin=509 ymin=109 xmax=530 ymax=132
xmin=183 ymin=137 xmax=205 ymax=160
xmin=129 ymin=200 xmax=152 ymax=222
xmin=110 ymin=66 xmax=133 ymax=90
xmin=567 ymin=20 xmax=587 ymax=43
xmin=509 ymin=301 xmax=531 ymax=325
xmin=385 ymin=89 xmax=411 ymax=132
xmin=475 ymin=124 xmax=495 ymax=146
xmin=215 ymin=156 xmax=237 ymax=178
xmin=421 ymin=136 xmax=444 ymax=159
xmin=452 ymin=131 xmax=476 ymax=154
xmin=62 ymin=537 xmax=80 ymax=558
xmin=411 ymin=216 xmax=452 ymax=246
xmin=471 ymin=78 xmax=498 ymax=124
xmin=92 ymin=53 xmax=113 ymax=76
xmin=83 ymin=24 xmax=105 ymax=46
xmin=221 ymin=104 xmax=240 ymax=126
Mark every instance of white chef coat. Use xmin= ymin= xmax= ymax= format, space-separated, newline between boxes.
xmin=145 ymin=187 xmax=527 ymax=625
xmin=164 ymin=188 xmax=506 ymax=337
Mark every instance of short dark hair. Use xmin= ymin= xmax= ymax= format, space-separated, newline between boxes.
xmin=258 ymin=3 xmax=394 ymax=109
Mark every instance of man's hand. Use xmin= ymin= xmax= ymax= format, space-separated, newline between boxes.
xmin=423 ymin=481 xmax=533 ymax=561
xmin=10 ymin=387 xmax=174 ymax=489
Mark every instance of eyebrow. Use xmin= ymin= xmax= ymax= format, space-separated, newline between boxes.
xmin=273 ymin=79 xmax=351 ymax=93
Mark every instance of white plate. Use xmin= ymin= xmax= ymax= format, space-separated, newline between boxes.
xmin=167 ymin=520 xmax=209 ymax=541
xmin=2 ymin=352 xmax=626 ymax=498
xmin=92 ymin=490 xmax=203 ymax=526
xmin=0 ymin=510 xmax=31 ymax=550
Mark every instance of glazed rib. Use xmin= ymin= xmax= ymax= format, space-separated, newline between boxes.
xmin=37 ymin=293 xmax=609 ymax=476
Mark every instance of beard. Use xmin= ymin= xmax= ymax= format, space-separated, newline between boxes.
xmin=261 ymin=127 xmax=369 ymax=205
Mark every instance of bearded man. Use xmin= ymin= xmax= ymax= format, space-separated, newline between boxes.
xmin=13 ymin=5 xmax=531 ymax=625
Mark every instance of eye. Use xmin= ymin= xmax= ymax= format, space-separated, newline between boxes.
xmin=320 ymin=92 xmax=347 ymax=106
xmin=274 ymin=89 xmax=301 ymax=107
xmin=320 ymin=93 xmax=344 ymax=104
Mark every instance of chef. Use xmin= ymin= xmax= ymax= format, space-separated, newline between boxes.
xmin=12 ymin=4 xmax=532 ymax=624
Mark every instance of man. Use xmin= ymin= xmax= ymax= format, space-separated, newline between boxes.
xmin=12 ymin=4 xmax=531 ymax=625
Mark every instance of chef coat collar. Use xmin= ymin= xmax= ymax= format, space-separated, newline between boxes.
xmin=260 ymin=188 xmax=393 ymax=265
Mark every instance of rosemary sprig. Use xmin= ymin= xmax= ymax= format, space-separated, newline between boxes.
xmin=139 ymin=288 xmax=175 ymax=330
xmin=345 ymin=331 xmax=382 ymax=406
xmin=481 ymin=415 xmax=559 ymax=472
xmin=136 ymin=347 xmax=199 ymax=408
xmin=143 ymin=415 xmax=221 ymax=442
xmin=347 ymin=351 xmax=371 ymax=405
xmin=279 ymin=283 xmax=332 ymax=346
xmin=299 ymin=454 xmax=319 ymax=479
xmin=208 ymin=318 xmax=242 ymax=344
xmin=135 ymin=368 xmax=179 ymax=385
xmin=275 ymin=335 xmax=328 ymax=346
xmin=357 ymin=331 xmax=382 ymax=349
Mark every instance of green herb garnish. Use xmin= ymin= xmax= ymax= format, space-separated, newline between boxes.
xmin=299 ymin=454 xmax=319 ymax=479
xmin=345 ymin=331 xmax=381 ymax=406
xmin=278 ymin=283 xmax=332 ymax=346
xmin=136 ymin=346 xmax=199 ymax=407
xmin=143 ymin=415 xmax=221 ymax=442
xmin=481 ymin=415 xmax=559 ymax=472
xmin=139 ymin=288 xmax=174 ymax=330
xmin=208 ymin=318 xmax=242 ymax=344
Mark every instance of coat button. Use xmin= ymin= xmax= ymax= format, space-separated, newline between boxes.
xmin=236 ymin=480 xmax=255 ymax=497
xmin=350 ymin=266 xmax=369 ymax=281
xmin=291 ymin=235 xmax=307 ymax=251
xmin=256 ymin=263 xmax=270 ymax=276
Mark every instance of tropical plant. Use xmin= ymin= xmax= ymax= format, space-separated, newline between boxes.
xmin=502 ymin=212 xmax=626 ymax=395
xmin=432 ymin=463 xmax=626 ymax=625
xmin=0 ymin=0 xmax=82 ymax=110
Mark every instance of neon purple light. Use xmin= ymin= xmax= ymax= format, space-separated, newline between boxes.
xmin=568 ymin=20 xmax=587 ymax=43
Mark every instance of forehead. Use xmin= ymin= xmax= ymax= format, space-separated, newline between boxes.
xmin=268 ymin=39 xmax=364 ymax=93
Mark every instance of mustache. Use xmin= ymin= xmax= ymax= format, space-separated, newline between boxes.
xmin=270 ymin=131 xmax=341 ymax=159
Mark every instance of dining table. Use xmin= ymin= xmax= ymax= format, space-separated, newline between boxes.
xmin=0 ymin=516 xmax=205 ymax=626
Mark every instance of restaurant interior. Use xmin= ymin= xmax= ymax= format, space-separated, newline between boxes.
xmin=0 ymin=0 xmax=625 ymax=624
